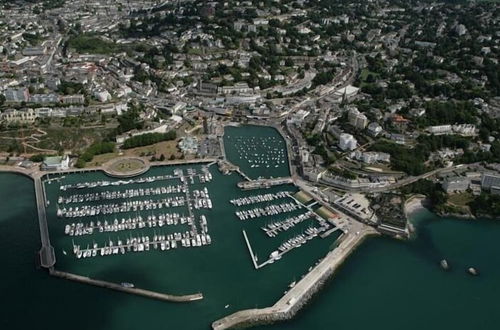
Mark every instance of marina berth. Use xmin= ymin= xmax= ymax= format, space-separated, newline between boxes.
xmin=71 ymin=230 xmax=213 ymax=259
xmin=58 ymin=185 xmax=185 ymax=204
xmin=230 ymin=191 xmax=293 ymax=207
xmin=57 ymin=196 xmax=188 ymax=218
xmin=261 ymin=211 xmax=316 ymax=237
xmin=63 ymin=213 xmax=195 ymax=236
xmin=234 ymin=201 xmax=301 ymax=221
xmin=59 ymin=167 xmax=213 ymax=192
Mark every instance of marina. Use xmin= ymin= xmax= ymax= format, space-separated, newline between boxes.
xmin=224 ymin=125 xmax=291 ymax=180
xmin=52 ymin=167 xmax=215 ymax=260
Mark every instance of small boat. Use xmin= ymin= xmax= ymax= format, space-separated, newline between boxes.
xmin=121 ymin=282 xmax=135 ymax=288
xmin=440 ymin=259 xmax=449 ymax=270
xmin=467 ymin=267 xmax=479 ymax=276
xmin=225 ymin=304 xmax=230 ymax=309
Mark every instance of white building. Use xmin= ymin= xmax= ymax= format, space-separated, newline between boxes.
xmin=351 ymin=151 xmax=390 ymax=164
xmin=288 ymin=110 xmax=310 ymax=125
xmin=339 ymin=133 xmax=357 ymax=151
xmin=453 ymin=124 xmax=477 ymax=136
xmin=1 ymin=108 xmax=37 ymax=123
xmin=94 ymin=89 xmax=112 ymax=102
xmin=367 ymin=122 xmax=382 ymax=136
xmin=41 ymin=155 xmax=70 ymax=171
xmin=428 ymin=125 xmax=452 ymax=135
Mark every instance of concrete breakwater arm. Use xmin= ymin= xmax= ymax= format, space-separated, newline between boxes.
xmin=212 ymin=229 xmax=376 ymax=330
xmin=50 ymin=269 xmax=203 ymax=302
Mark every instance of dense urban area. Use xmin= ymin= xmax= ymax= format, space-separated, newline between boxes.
xmin=1 ymin=0 xmax=500 ymax=236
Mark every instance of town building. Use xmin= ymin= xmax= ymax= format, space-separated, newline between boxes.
xmin=0 ymin=108 xmax=37 ymax=123
xmin=339 ymin=133 xmax=357 ymax=151
xmin=351 ymin=151 xmax=390 ymax=164
xmin=61 ymin=95 xmax=85 ymax=105
xmin=348 ymin=107 xmax=368 ymax=129
xmin=4 ymin=87 xmax=29 ymax=102
xmin=442 ymin=176 xmax=470 ymax=193
xmin=481 ymin=174 xmax=500 ymax=194
xmin=41 ymin=155 xmax=70 ymax=171
xmin=367 ymin=122 xmax=382 ymax=137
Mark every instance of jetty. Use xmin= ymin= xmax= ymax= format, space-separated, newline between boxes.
xmin=212 ymin=227 xmax=378 ymax=330
xmin=50 ymin=269 xmax=203 ymax=302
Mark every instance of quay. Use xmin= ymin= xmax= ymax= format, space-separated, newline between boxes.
xmin=49 ymin=269 xmax=203 ymax=302
xmin=212 ymin=227 xmax=378 ymax=330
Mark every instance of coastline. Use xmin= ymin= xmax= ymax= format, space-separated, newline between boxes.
xmin=404 ymin=194 xmax=428 ymax=217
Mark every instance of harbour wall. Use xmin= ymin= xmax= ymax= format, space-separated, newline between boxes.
xmin=212 ymin=229 xmax=377 ymax=330
xmin=50 ymin=269 xmax=203 ymax=303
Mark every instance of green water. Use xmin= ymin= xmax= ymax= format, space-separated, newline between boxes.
xmin=223 ymin=125 xmax=290 ymax=179
xmin=1 ymin=173 xmax=500 ymax=329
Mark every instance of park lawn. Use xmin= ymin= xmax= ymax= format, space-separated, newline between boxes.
xmin=86 ymin=140 xmax=193 ymax=168
xmin=122 ymin=140 xmax=185 ymax=160
xmin=86 ymin=152 xmax=120 ymax=167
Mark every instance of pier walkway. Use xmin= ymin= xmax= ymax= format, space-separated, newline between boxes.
xmin=212 ymin=228 xmax=377 ymax=330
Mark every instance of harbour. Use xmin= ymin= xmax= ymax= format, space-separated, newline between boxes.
xmin=2 ymin=124 xmax=499 ymax=330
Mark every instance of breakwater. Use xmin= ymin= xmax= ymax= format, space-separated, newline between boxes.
xmin=49 ymin=269 xmax=203 ymax=302
xmin=212 ymin=228 xmax=377 ymax=329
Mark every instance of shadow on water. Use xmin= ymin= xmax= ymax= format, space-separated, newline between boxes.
xmin=0 ymin=173 xmax=117 ymax=330
xmin=402 ymin=210 xmax=447 ymax=268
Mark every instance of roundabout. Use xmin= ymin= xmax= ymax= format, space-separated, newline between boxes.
xmin=102 ymin=157 xmax=150 ymax=178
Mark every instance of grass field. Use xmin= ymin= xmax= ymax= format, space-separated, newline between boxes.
xmin=447 ymin=192 xmax=474 ymax=206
